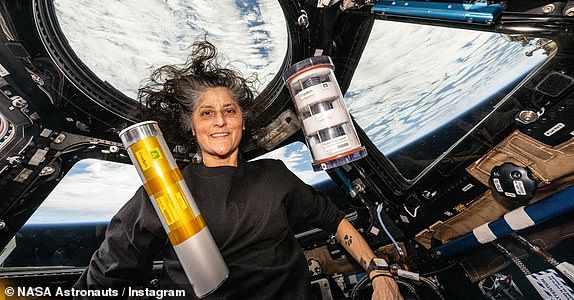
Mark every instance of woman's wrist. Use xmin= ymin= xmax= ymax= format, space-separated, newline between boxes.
xmin=369 ymin=270 xmax=394 ymax=282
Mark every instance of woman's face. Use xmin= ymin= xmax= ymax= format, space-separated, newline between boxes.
xmin=192 ymin=87 xmax=243 ymax=167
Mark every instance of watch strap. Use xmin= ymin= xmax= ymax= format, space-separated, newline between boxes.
xmin=367 ymin=257 xmax=388 ymax=274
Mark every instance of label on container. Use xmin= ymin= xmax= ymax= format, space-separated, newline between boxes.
xmin=493 ymin=178 xmax=504 ymax=192
xmin=527 ymin=269 xmax=574 ymax=300
xmin=462 ymin=183 xmax=474 ymax=192
xmin=154 ymin=190 xmax=207 ymax=245
xmin=556 ymin=262 xmax=574 ymax=284
xmin=544 ymin=123 xmax=565 ymax=137
xmin=513 ymin=180 xmax=527 ymax=195
xmin=322 ymin=135 xmax=351 ymax=156
xmin=156 ymin=191 xmax=190 ymax=225
xmin=135 ymin=147 xmax=162 ymax=171
xmin=298 ymin=87 xmax=315 ymax=102
xmin=314 ymin=110 xmax=333 ymax=121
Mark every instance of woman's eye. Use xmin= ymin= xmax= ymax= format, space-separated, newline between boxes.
xmin=224 ymin=108 xmax=237 ymax=115
xmin=200 ymin=111 xmax=213 ymax=117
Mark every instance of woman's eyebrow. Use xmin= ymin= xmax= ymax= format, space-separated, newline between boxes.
xmin=196 ymin=104 xmax=214 ymax=110
xmin=197 ymin=102 xmax=238 ymax=109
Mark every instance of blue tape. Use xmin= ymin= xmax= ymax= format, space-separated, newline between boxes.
xmin=435 ymin=185 xmax=574 ymax=260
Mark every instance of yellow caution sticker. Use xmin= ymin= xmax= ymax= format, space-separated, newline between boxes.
xmin=168 ymin=215 xmax=207 ymax=245
xmin=156 ymin=191 xmax=191 ymax=225
xmin=155 ymin=189 xmax=206 ymax=245
xmin=453 ymin=204 xmax=466 ymax=212
xmin=135 ymin=148 xmax=153 ymax=171
xmin=143 ymin=168 xmax=184 ymax=197
xmin=129 ymin=137 xmax=172 ymax=179
xmin=132 ymin=137 xmax=163 ymax=171
xmin=129 ymin=136 xmax=203 ymax=245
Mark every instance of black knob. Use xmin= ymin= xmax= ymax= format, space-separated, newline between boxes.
xmin=489 ymin=162 xmax=537 ymax=208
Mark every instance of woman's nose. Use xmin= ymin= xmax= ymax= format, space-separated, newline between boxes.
xmin=213 ymin=112 xmax=226 ymax=126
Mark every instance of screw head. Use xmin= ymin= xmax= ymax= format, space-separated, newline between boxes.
xmin=40 ymin=165 xmax=56 ymax=176
xmin=542 ymin=4 xmax=555 ymax=14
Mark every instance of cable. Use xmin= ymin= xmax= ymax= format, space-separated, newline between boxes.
xmin=351 ymin=274 xmax=369 ymax=300
xmin=376 ymin=204 xmax=404 ymax=257
xmin=351 ymin=265 xmax=448 ymax=300
xmin=420 ymin=277 xmax=447 ymax=300
xmin=511 ymin=233 xmax=560 ymax=266
xmin=395 ymin=279 xmax=420 ymax=300
xmin=512 ymin=233 xmax=574 ymax=283
xmin=350 ymin=275 xmax=421 ymax=300
xmin=420 ymin=263 xmax=457 ymax=277
xmin=403 ymin=203 xmax=420 ymax=218
xmin=393 ymin=267 xmax=447 ymax=300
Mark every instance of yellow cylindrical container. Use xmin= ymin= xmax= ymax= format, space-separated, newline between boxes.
xmin=119 ymin=121 xmax=228 ymax=298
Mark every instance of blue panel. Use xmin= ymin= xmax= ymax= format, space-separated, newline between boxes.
xmin=372 ymin=0 xmax=503 ymax=24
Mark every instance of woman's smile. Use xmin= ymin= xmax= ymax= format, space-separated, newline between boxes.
xmin=192 ymin=87 xmax=243 ymax=167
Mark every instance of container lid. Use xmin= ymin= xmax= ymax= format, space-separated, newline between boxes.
xmin=282 ymin=56 xmax=334 ymax=83
xmin=118 ymin=120 xmax=158 ymax=137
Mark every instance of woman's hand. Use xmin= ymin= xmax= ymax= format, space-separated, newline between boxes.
xmin=333 ymin=220 xmax=403 ymax=299
xmin=371 ymin=272 xmax=403 ymax=300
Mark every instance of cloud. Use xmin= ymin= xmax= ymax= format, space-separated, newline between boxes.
xmin=28 ymin=159 xmax=141 ymax=223
xmin=254 ymin=142 xmax=330 ymax=185
xmin=346 ymin=21 xmax=546 ymax=155
xmin=32 ymin=144 xmax=329 ymax=223
xmin=54 ymin=0 xmax=288 ymax=98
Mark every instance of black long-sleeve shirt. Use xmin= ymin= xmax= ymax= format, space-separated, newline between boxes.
xmin=74 ymin=159 xmax=345 ymax=299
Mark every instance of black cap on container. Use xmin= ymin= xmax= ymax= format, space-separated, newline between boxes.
xmin=282 ymin=56 xmax=334 ymax=83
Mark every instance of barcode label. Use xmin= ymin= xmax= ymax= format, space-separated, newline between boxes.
xmin=513 ymin=180 xmax=527 ymax=196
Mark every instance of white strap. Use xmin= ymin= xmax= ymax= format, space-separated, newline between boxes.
xmin=473 ymin=223 xmax=497 ymax=244
xmin=504 ymin=206 xmax=535 ymax=230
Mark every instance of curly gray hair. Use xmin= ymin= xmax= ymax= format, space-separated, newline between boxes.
xmin=138 ymin=40 xmax=254 ymax=144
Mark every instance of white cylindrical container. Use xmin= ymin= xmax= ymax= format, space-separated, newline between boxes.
xmin=119 ymin=121 xmax=228 ymax=298
xmin=283 ymin=56 xmax=367 ymax=171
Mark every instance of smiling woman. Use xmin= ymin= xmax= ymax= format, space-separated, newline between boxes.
xmin=192 ymin=88 xmax=245 ymax=166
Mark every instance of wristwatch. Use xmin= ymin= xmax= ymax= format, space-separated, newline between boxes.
xmin=367 ymin=257 xmax=388 ymax=274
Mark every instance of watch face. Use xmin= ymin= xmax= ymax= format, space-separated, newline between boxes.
xmin=373 ymin=258 xmax=387 ymax=267
xmin=368 ymin=257 xmax=389 ymax=274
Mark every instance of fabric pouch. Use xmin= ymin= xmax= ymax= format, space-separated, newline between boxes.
xmin=415 ymin=130 xmax=574 ymax=248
